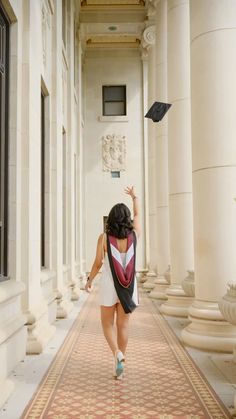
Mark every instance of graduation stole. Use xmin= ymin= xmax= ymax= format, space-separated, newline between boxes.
xmin=106 ymin=231 xmax=137 ymax=314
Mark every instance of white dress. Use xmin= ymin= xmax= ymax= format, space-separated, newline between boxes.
xmin=99 ymin=251 xmax=139 ymax=307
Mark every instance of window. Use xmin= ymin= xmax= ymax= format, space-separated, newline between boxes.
xmin=102 ymin=86 xmax=126 ymax=116
xmin=41 ymin=92 xmax=46 ymax=268
xmin=111 ymin=171 xmax=120 ymax=178
xmin=0 ymin=5 xmax=9 ymax=280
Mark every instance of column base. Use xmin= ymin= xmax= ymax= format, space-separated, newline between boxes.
xmin=149 ymin=275 xmax=168 ymax=299
xmin=154 ymin=275 xmax=168 ymax=285
xmin=41 ymin=269 xmax=57 ymax=325
xmin=139 ymin=270 xmax=152 ymax=283
xmin=0 ymin=280 xmax=27 ymax=405
xmin=70 ymin=281 xmax=80 ymax=301
xmin=182 ymin=300 xmax=236 ymax=352
xmin=160 ymin=284 xmax=193 ymax=317
xmin=143 ymin=272 xmax=157 ymax=291
xmin=26 ymin=302 xmax=56 ymax=354
xmin=150 ymin=285 xmax=168 ymax=300
xmin=0 ymin=379 xmax=14 ymax=408
xmin=56 ymin=289 xmax=74 ymax=318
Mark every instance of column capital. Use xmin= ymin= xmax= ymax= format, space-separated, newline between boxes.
xmin=141 ymin=24 xmax=156 ymax=50
xmin=147 ymin=0 xmax=160 ymax=18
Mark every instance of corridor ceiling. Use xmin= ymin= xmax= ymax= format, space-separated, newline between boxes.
xmin=79 ymin=0 xmax=147 ymax=50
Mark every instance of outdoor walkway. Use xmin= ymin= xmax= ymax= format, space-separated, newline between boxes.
xmin=19 ymin=286 xmax=231 ymax=419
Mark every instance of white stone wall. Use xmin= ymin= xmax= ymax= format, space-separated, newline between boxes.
xmin=84 ymin=49 xmax=145 ymax=271
xmin=0 ymin=0 xmax=81 ymax=406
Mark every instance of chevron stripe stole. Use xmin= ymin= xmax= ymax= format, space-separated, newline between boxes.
xmin=108 ymin=232 xmax=136 ymax=288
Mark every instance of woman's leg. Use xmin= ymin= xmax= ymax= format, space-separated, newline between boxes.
xmin=116 ymin=303 xmax=130 ymax=355
xmin=100 ymin=305 xmax=118 ymax=355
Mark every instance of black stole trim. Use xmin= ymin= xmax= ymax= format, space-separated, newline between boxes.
xmin=106 ymin=231 xmax=137 ymax=314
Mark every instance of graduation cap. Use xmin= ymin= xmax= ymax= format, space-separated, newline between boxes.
xmin=145 ymin=101 xmax=172 ymax=122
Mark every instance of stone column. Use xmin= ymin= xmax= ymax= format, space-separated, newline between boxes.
xmin=160 ymin=0 xmax=194 ymax=316
xmin=0 ymin=2 xmax=27 ymax=406
xmin=141 ymin=48 xmax=150 ymax=277
xmin=66 ymin=1 xmax=80 ymax=301
xmin=77 ymin=37 xmax=87 ymax=288
xmin=182 ymin=0 xmax=236 ymax=351
xmin=142 ymin=24 xmax=158 ymax=290
xmin=150 ymin=0 xmax=171 ymax=301
xmin=21 ymin=0 xmax=55 ymax=353
xmin=51 ymin=1 xmax=73 ymax=318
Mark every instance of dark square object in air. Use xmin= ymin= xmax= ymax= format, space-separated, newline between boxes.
xmin=145 ymin=101 xmax=172 ymax=122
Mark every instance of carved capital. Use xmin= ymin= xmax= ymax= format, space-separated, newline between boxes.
xmin=147 ymin=0 xmax=157 ymax=15
xmin=142 ymin=25 xmax=156 ymax=49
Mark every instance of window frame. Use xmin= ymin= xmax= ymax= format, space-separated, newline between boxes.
xmin=102 ymin=85 xmax=126 ymax=117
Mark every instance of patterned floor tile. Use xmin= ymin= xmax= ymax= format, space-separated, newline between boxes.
xmin=21 ymin=287 xmax=231 ymax=419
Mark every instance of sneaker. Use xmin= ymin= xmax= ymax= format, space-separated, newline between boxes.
xmin=114 ymin=350 xmax=125 ymax=378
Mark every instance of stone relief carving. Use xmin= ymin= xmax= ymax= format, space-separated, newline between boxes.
xmin=102 ymin=134 xmax=126 ymax=172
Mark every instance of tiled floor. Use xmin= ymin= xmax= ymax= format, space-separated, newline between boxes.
xmin=156 ymin=304 xmax=236 ymax=413
xmin=0 ymin=292 xmax=89 ymax=419
xmin=0 ymin=284 xmax=235 ymax=419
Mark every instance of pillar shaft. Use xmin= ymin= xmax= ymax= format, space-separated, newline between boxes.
xmin=141 ymin=53 xmax=150 ymax=271
xmin=150 ymin=0 xmax=170 ymax=300
xmin=148 ymin=37 xmax=158 ymax=273
xmin=182 ymin=0 xmax=236 ymax=351
xmin=51 ymin=1 xmax=73 ymax=318
xmin=155 ymin=0 xmax=170 ymax=276
xmin=160 ymin=0 xmax=194 ymax=316
xmin=141 ymin=23 xmax=158 ymax=288
xmin=21 ymin=0 xmax=55 ymax=353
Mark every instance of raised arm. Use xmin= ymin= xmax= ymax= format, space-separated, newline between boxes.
xmin=124 ymin=186 xmax=141 ymax=237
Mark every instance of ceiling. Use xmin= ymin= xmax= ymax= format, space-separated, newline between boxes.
xmin=79 ymin=0 xmax=148 ymax=50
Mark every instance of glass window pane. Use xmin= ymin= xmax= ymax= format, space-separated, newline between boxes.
xmin=111 ymin=171 xmax=120 ymax=178
xmin=104 ymin=101 xmax=125 ymax=116
xmin=103 ymin=86 xmax=125 ymax=101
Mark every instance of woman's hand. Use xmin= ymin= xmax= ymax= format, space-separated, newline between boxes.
xmin=124 ymin=186 xmax=136 ymax=200
xmin=85 ymin=278 xmax=93 ymax=293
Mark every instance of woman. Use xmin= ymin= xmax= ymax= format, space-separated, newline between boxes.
xmin=85 ymin=186 xmax=140 ymax=379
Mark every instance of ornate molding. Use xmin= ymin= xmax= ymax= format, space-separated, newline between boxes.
xmin=142 ymin=25 xmax=156 ymax=49
xmin=102 ymin=134 xmax=126 ymax=172
xmin=147 ymin=0 xmax=159 ymax=18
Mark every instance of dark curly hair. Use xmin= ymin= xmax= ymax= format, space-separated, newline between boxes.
xmin=106 ymin=203 xmax=133 ymax=239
